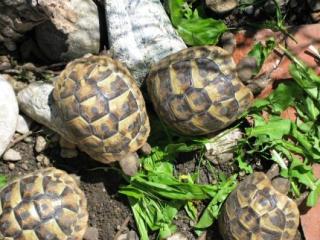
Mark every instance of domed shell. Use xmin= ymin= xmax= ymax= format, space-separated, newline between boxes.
xmin=0 ymin=168 xmax=88 ymax=240
xmin=53 ymin=55 xmax=150 ymax=163
xmin=218 ymin=172 xmax=299 ymax=240
xmin=147 ymin=45 xmax=253 ymax=135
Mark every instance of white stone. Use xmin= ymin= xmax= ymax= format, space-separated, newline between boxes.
xmin=0 ymin=76 xmax=19 ymax=156
xmin=17 ymin=82 xmax=60 ymax=132
xmin=106 ymin=0 xmax=187 ymax=86
xmin=3 ymin=149 xmax=22 ymax=162
xmin=205 ymin=0 xmax=238 ymax=13
xmin=16 ymin=114 xmax=31 ymax=134
xmin=8 ymin=163 xmax=15 ymax=170
xmin=35 ymin=135 xmax=47 ymax=153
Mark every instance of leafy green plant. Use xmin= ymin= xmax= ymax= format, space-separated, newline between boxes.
xmin=165 ymin=0 xmax=227 ymax=45
xmin=120 ymin=143 xmax=237 ymax=239
xmin=247 ymin=38 xmax=276 ymax=75
xmin=236 ymin=46 xmax=320 ymax=206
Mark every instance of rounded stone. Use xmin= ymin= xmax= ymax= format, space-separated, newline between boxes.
xmin=3 ymin=149 xmax=22 ymax=162
xmin=0 ymin=76 xmax=19 ymax=156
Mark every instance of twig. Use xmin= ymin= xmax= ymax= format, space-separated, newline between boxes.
xmin=5 ymin=131 xmax=33 ymax=151
xmin=113 ymin=216 xmax=131 ymax=240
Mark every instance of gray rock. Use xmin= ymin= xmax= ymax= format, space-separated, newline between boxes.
xmin=2 ymin=74 xmax=28 ymax=93
xmin=205 ymin=0 xmax=238 ymax=13
xmin=35 ymin=0 xmax=100 ymax=61
xmin=17 ymin=82 xmax=58 ymax=131
xmin=16 ymin=114 xmax=32 ymax=134
xmin=35 ymin=135 xmax=47 ymax=153
xmin=3 ymin=149 xmax=22 ymax=162
xmin=0 ymin=76 xmax=19 ymax=156
xmin=0 ymin=0 xmax=47 ymax=46
xmin=106 ymin=0 xmax=187 ymax=86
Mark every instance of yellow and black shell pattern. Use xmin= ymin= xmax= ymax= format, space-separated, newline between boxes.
xmin=53 ymin=55 xmax=150 ymax=164
xmin=218 ymin=172 xmax=299 ymax=240
xmin=147 ymin=46 xmax=253 ymax=135
xmin=0 ymin=168 xmax=88 ymax=240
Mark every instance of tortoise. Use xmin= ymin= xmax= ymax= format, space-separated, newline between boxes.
xmin=53 ymin=55 xmax=150 ymax=176
xmin=147 ymin=45 xmax=267 ymax=136
xmin=0 ymin=168 xmax=88 ymax=240
xmin=218 ymin=165 xmax=300 ymax=240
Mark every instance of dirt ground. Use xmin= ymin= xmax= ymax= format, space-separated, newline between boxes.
xmin=0 ymin=130 xmax=224 ymax=240
xmin=0 ymin=1 xmax=315 ymax=239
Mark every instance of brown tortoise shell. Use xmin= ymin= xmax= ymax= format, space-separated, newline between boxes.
xmin=53 ymin=55 xmax=150 ymax=164
xmin=0 ymin=168 xmax=88 ymax=240
xmin=218 ymin=172 xmax=299 ymax=240
xmin=147 ymin=45 xmax=253 ymax=135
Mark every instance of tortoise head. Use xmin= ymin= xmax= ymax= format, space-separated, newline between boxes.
xmin=219 ymin=32 xmax=274 ymax=95
xmin=266 ymin=164 xmax=291 ymax=195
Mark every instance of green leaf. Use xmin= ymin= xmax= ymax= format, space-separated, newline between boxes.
xmin=267 ymin=82 xmax=303 ymax=113
xmin=246 ymin=115 xmax=292 ymax=140
xmin=184 ymin=201 xmax=198 ymax=221
xmin=248 ymin=38 xmax=276 ymax=75
xmin=235 ymin=146 xmax=253 ymax=174
xmin=195 ymin=175 xmax=237 ymax=229
xmin=176 ymin=18 xmax=227 ymax=45
xmin=307 ymin=180 xmax=320 ymax=206
xmin=0 ymin=175 xmax=6 ymax=188
xmin=296 ymin=96 xmax=320 ymax=121
xmin=165 ymin=0 xmax=227 ymax=45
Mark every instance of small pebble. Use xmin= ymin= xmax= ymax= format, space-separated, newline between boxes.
xmin=36 ymin=154 xmax=45 ymax=162
xmin=166 ymin=232 xmax=188 ymax=240
xmin=116 ymin=230 xmax=139 ymax=240
xmin=83 ymin=227 xmax=99 ymax=240
xmin=35 ymin=135 xmax=47 ymax=153
xmin=0 ymin=56 xmax=11 ymax=71
xmin=16 ymin=115 xmax=31 ymax=134
xmin=21 ymin=163 xmax=29 ymax=170
xmin=8 ymin=163 xmax=15 ymax=170
xmin=3 ymin=149 xmax=22 ymax=162
xmin=311 ymin=11 xmax=320 ymax=22
xmin=43 ymin=156 xmax=50 ymax=166
xmin=23 ymin=136 xmax=33 ymax=143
